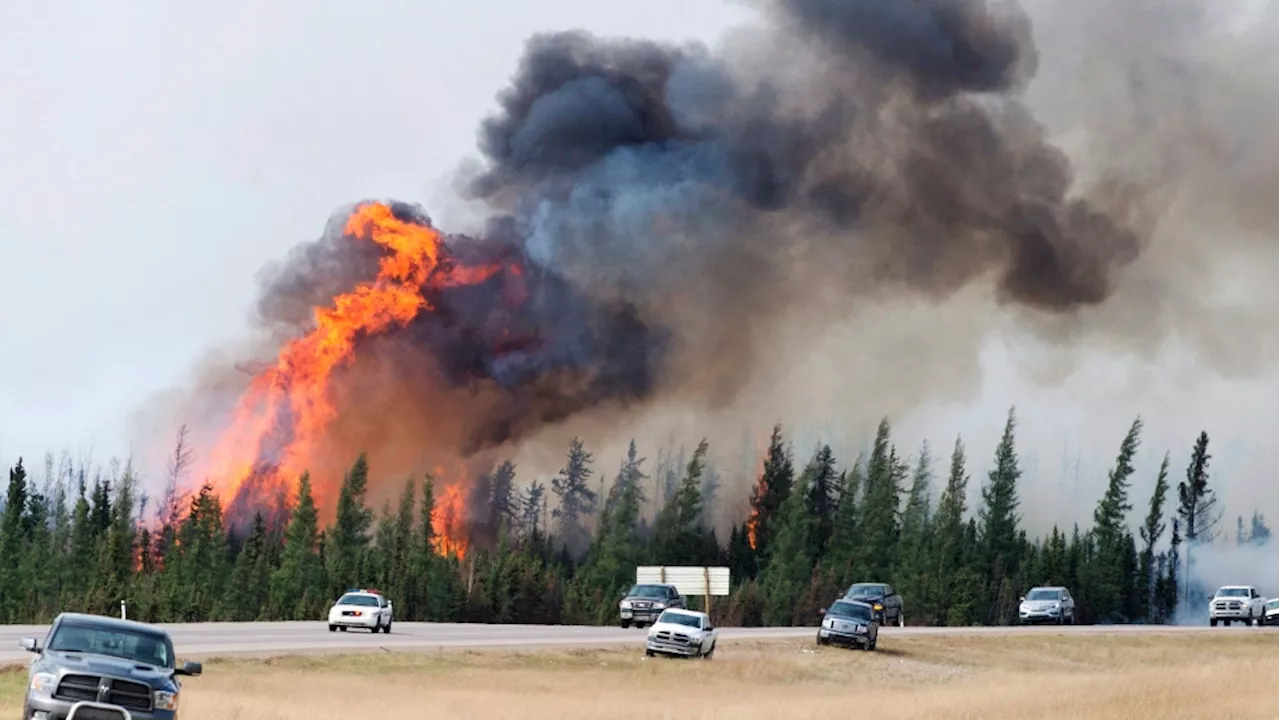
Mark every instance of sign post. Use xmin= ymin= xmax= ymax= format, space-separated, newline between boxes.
xmin=636 ymin=566 xmax=731 ymax=622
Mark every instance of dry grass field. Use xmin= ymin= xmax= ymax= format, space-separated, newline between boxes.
xmin=2 ymin=631 xmax=1276 ymax=719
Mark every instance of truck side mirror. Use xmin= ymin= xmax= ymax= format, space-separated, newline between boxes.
xmin=818 ymin=608 xmax=827 ymax=615
xmin=176 ymin=661 xmax=202 ymax=676
xmin=19 ymin=637 xmax=39 ymax=653
xmin=1018 ymin=596 xmax=1025 ymax=602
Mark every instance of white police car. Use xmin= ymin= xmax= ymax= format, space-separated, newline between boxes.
xmin=327 ymin=589 xmax=393 ymax=633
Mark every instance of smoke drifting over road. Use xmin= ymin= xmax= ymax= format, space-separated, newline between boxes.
xmin=146 ymin=0 xmax=1274 ymax=530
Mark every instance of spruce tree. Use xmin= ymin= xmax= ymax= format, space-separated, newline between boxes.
xmin=748 ymin=423 xmax=794 ymax=563
xmin=758 ymin=469 xmax=815 ymax=626
xmin=269 ymin=473 xmax=323 ymax=619
xmin=1177 ymin=431 xmax=1220 ymax=602
xmin=1091 ymin=416 xmax=1142 ymax=622
xmin=551 ymin=437 xmax=597 ymax=557
xmin=1137 ymin=453 xmax=1170 ymax=622
xmin=802 ymin=444 xmax=838 ymax=559
xmin=326 ymin=453 xmax=375 ymax=598
xmin=978 ymin=408 xmax=1022 ymax=624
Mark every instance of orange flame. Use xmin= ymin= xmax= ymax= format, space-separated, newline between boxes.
xmin=200 ymin=202 xmax=499 ymax=524
xmin=432 ymin=482 xmax=470 ymax=559
xmin=745 ymin=431 xmax=771 ymax=551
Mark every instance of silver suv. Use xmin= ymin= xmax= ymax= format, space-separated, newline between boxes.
xmin=1018 ymin=586 xmax=1076 ymax=625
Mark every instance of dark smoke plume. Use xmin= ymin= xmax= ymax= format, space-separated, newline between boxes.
xmin=246 ymin=0 xmax=1196 ymax=464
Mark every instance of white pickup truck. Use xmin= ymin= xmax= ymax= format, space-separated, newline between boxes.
xmin=1208 ymin=585 xmax=1267 ymax=626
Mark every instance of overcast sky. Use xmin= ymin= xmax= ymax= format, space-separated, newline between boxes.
xmin=1 ymin=1 xmax=1274 ymax=536
xmin=0 ymin=0 xmax=751 ymax=462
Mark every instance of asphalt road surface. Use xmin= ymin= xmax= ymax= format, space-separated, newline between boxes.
xmin=2 ymin=620 xmax=1266 ymax=665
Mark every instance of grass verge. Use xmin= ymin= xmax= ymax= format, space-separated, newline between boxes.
xmin=2 ymin=631 xmax=1275 ymax=719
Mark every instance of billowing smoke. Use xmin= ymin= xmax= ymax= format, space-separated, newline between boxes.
xmin=137 ymin=0 xmax=1274 ymax=535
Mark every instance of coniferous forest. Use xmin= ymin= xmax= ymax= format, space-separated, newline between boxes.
xmin=0 ymin=408 xmax=1271 ymax=628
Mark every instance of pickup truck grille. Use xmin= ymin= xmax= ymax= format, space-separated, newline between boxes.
xmin=54 ymin=674 xmax=153 ymax=712
xmin=1214 ymin=600 xmax=1243 ymax=611
xmin=64 ymin=705 xmax=131 ymax=720
xmin=653 ymin=630 xmax=692 ymax=644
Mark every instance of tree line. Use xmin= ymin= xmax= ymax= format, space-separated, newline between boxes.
xmin=0 ymin=408 xmax=1269 ymax=627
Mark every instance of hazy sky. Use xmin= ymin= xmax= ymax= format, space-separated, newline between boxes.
xmin=1 ymin=1 xmax=1275 ymax=537
xmin=0 ymin=0 xmax=750 ymax=462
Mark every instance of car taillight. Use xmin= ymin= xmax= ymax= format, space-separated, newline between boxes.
xmin=353 ymin=611 xmax=363 ymax=616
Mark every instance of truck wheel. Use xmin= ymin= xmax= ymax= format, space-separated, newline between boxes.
xmin=645 ymin=648 xmax=655 ymax=657
xmin=384 ymin=621 xmax=393 ymax=634
xmin=702 ymin=643 xmax=716 ymax=659
xmin=897 ymin=612 xmax=905 ymax=628
xmin=621 ymin=620 xmax=631 ymax=629
xmin=1209 ymin=618 xmax=1218 ymax=627
xmin=340 ymin=626 xmax=348 ymax=632
xmin=329 ymin=624 xmax=336 ymax=632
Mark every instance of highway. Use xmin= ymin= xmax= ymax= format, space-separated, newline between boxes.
xmin=1 ymin=620 xmax=1263 ymax=665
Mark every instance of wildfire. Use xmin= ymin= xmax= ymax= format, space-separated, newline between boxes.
xmin=745 ymin=431 xmax=771 ymax=551
xmin=432 ymin=482 xmax=470 ymax=559
xmin=200 ymin=201 xmax=500 ymax=533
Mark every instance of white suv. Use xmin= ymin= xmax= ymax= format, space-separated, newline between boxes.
xmin=1208 ymin=585 xmax=1267 ymax=626
xmin=328 ymin=589 xmax=394 ymax=633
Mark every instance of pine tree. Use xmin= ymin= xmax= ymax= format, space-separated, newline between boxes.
xmin=551 ymin=438 xmax=597 ymax=557
xmin=1091 ymin=416 xmax=1142 ymax=622
xmin=747 ymin=423 xmax=794 ymax=563
xmin=802 ymin=444 xmax=838 ymax=559
xmin=0 ymin=459 xmax=30 ymax=622
xmin=1247 ymin=512 xmax=1272 ymax=545
xmin=651 ymin=439 xmax=713 ymax=565
xmin=269 ymin=473 xmax=324 ymax=619
xmin=326 ymin=453 xmax=375 ymax=597
xmin=488 ymin=461 xmax=518 ymax=534
xmin=895 ymin=441 xmax=934 ymax=623
xmin=757 ymin=468 xmax=815 ymax=626
xmin=978 ymin=408 xmax=1022 ymax=624
xmin=1138 ymin=453 xmax=1170 ymax=622
xmin=1177 ymin=431 xmax=1220 ymax=602
xmin=853 ymin=419 xmax=904 ymax=581
xmin=223 ymin=513 xmax=268 ymax=620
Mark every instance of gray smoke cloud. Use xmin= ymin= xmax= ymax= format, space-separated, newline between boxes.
xmin=136 ymin=0 xmax=1274 ymax=535
xmin=456 ymin=0 xmax=1189 ymax=417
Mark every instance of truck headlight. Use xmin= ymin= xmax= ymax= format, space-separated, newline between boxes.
xmin=154 ymin=690 xmax=180 ymax=711
xmin=873 ymin=603 xmax=883 ymax=611
xmin=620 ymin=600 xmax=632 ymax=609
xmin=29 ymin=672 xmax=57 ymax=694
xmin=653 ymin=603 xmax=665 ymax=610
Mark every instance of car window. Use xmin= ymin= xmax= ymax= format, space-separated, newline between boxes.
xmin=627 ymin=585 xmax=669 ymax=598
xmin=47 ymin=621 xmax=172 ymax=668
xmin=337 ymin=594 xmax=380 ymax=607
xmin=658 ymin=610 xmax=702 ymax=628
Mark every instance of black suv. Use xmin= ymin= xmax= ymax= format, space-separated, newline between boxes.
xmin=20 ymin=612 xmax=202 ymax=720
xmin=619 ymin=583 xmax=686 ymax=628
xmin=843 ymin=582 xmax=904 ymax=626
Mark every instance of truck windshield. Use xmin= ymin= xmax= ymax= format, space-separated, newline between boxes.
xmin=827 ymin=601 xmax=873 ymax=621
xmin=337 ymin=594 xmax=380 ymax=606
xmin=1026 ymin=589 xmax=1060 ymax=601
xmin=846 ymin=584 xmax=884 ymax=597
xmin=658 ymin=611 xmax=701 ymax=628
xmin=1217 ymin=588 xmax=1249 ymax=597
xmin=627 ymin=585 xmax=669 ymax=598
xmin=47 ymin=621 xmax=172 ymax=668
